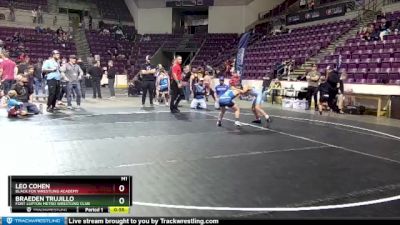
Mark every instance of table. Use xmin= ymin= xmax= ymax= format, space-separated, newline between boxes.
xmin=344 ymin=93 xmax=391 ymax=117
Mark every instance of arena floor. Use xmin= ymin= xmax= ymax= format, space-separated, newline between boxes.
xmin=1 ymin=90 xmax=400 ymax=218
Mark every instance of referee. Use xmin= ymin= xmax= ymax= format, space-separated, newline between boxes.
xmin=170 ymin=56 xmax=184 ymax=113
xmin=140 ymin=55 xmax=156 ymax=107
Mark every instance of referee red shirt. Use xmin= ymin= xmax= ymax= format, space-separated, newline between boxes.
xmin=172 ymin=63 xmax=182 ymax=81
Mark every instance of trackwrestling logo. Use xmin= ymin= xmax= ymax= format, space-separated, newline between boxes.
xmin=6 ymin=217 xmax=13 ymax=224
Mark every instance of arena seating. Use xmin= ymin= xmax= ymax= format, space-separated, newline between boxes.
xmin=93 ymin=0 xmax=132 ymax=21
xmin=319 ymin=12 xmax=400 ymax=85
xmin=0 ymin=26 xmax=76 ymax=63
xmin=86 ymin=30 xmax=133 ymax=73
xmin=191 ymin=33 xmax=239 ymax=69
xmin=243 ymin=19 xmax=357 ymax=79
xmin=0 ymin=0 xmax=48 ymax=11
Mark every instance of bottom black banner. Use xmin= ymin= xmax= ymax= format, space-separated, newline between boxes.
xmin=66 ymin=217 xmax=400 ymax=225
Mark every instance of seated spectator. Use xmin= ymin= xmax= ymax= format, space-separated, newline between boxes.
xmin=12 ymin=32 xmax=21 ymax=43
xmin=35 ymin=26 xmax=43 ymax=33
xmin=10 ymin=75 xmax=40 ymax=115
xmin=117 ymin=53 xmax=126 ymax=60
xmin=56 ymin=26 xmax=64 ymax=36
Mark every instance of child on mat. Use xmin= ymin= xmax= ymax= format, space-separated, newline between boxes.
xmin=6 ymin=90 xmax=27 ymax=117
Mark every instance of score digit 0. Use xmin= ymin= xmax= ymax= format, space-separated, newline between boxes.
xmin=119 ymin=185 xmax=125 ymax=192
xmin=119 ymin=197 xmax=125 ymax=205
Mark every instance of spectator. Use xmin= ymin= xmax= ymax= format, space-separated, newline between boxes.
xmin=0 ymin=39 xmax=5 ymax=52
xmin=106 ymin=60 xmax=117 ymax=99
xmin=6 ymin=90 xmax=28 ymax=117
xmin=33 ymin=58 xmax=44 ymax=100
xmin=60 ymin=55 xmax=83 ymax=109
xmin=308 ymin=0 xmax=315 ymax=11
xmin=0 ymin=51 xmax=18 ymax=95
xmin=300 ymin=0 xmax=307 ymax=9
xmin=89 ymin=14 xmax=93 ymax=30
xmin=9 ymin=3 xmax=15 ymax=22
xmin=182 ymin=65 xmax=191 ymax=103
xmin=306 ymin=64 xmax=320 ymax=110
xmin=37 ymin=6 xmax=43 ymax=24
xmin=155 ymin=67 xmax=170 ymax=106
xmin=32 ymin=9 xmax=37 ymax=23
xmin=326 ymin=65 xmax=340 ymax=113
xmin=140 ymin=55 xmax=156 ymax=107
xmin=42 ymin=50 xmax=62 ymax=112
xmin=338 ymin=71 xmax=347 ymax=114
xmin=11 ymin=74 xmax=40 ymax=114
xmin=56 ymin=26 xmax=64 ymax=36
xmin=17 ymin=56 xmax=30 ymax=75
xmin=53 ymin=16 xmax=57 ymax=26
xmin=76 ymin=58 xmax=87 ymax=99
xmin=88 ymin=61 xmax=103 ymax=99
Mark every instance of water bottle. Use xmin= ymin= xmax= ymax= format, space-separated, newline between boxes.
xmin=39 ymin=104 xmax=43 ymax=114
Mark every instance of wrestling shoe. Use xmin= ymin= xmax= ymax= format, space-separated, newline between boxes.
xmin=216 ymin=120 xmax=222 ymax=127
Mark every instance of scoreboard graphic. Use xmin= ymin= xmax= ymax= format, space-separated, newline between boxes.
xmin=165 ymin=0 xmax=214 ymax=7
xmin=8 ymin=176 xmax=132 ymax=213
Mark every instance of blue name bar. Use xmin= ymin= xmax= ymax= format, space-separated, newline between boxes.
xmin=2 ymin=217 xmax=65 ymax=225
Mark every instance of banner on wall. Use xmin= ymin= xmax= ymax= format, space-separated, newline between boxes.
xmin=286 ymin=2 xmax=347 ymax=25
xmin=235 ymin=32 xmax=251 ymax=77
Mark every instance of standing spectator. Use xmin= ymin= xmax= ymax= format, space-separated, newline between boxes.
xmin=53 ymin=15 xmax=58 ymax=26
xmin=155 ymin=67 xmax=170 ymax=106
xmin=32 ymin=9 xmax=37 ymax=23
xmin=140 ymin=55 xmax=156 ymax=107
xmin=306 ymin=64 xmax=320 ymax=110
xmin=88 ymin=61 xmax=102 ymax=99
xmin=17 ymin=57 xmax=30 ymax=75
xmin=37 ymin=6 xmax=43 ymax=24
xmin=33 ymin=58 xmax=44 ymax=100
xmin=89 ymin=14 xmax=93 ymax=30
xmin=0 ymin=39 xmax=5 ymax=52
xmin=106 ymin=60 xmax=117 ymax=99
xmin=0 ymin=51 xmax=18 ymax=95
xmin=308 ymin=0 xmax=315 ymax=11
xmin=60 ymin=55 xmax=83 ymax=109
xmin=300 ymin=0 xmax=307 ymax=9
xmin=77 ymin=58 xmax=87 ymax=99
xmin=170 ymin=56 xmax=184 ymax=113
xmin=326 ymin=65 xmax=340 ymax=113
xmin=9 ymin=2 xmax=15 ymax=22
xmin=42 ymin=50 xmax=62 ymax=112
xmin=182 ymin=65 xmax=191 ymax=103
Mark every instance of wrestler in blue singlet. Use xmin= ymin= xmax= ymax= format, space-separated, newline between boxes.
xmin=218 ymin=89 xmax=236 ymax=108
xmin=159 ymin=77 xmax=169 ymax=92
xmin=248 ymin=86 xmax=263 ymax=106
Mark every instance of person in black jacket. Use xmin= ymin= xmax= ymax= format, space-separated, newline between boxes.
xmin=140 ymin=55 xmax=156 ymax=107
xmin=106 ymin=60 xmax=117 ymax=98
xmin=326 ymin=65 xmax=340 ymax=113
xmin=318 ymin=76 xmax=330 ymax=115
xmin=88 ymin=61 xmax=102 ymax=99
xmin=11 ymin=74 xmax=40 ymax=114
